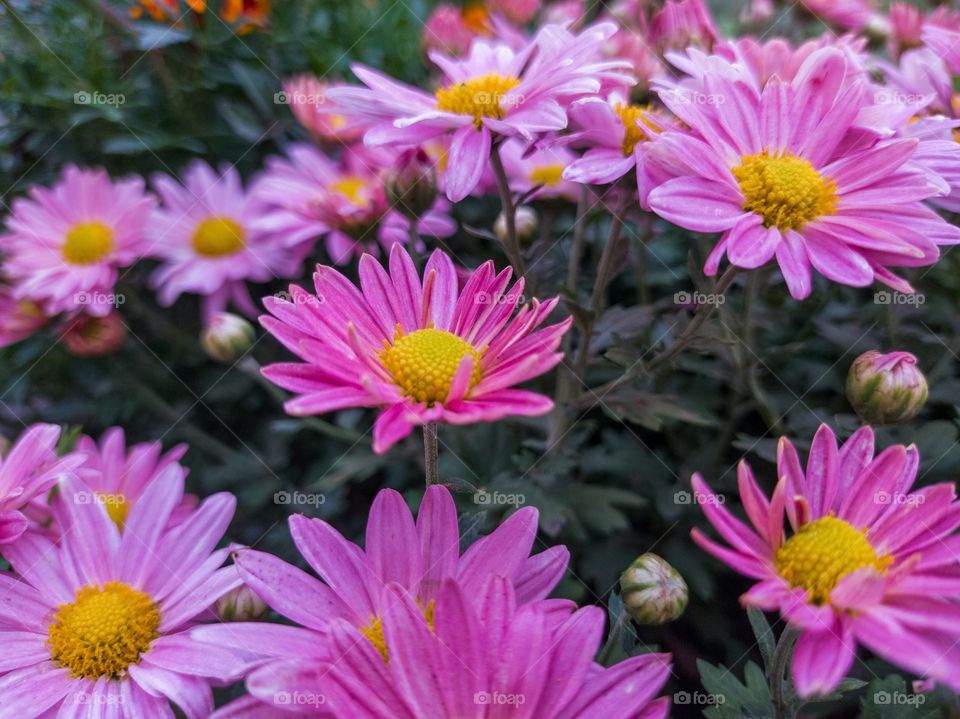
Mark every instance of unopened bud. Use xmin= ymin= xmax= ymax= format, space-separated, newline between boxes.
xmin=385 ymin=148 xmax=439 ymax=219
xmin=202 ymin=312 xmax=255 ymax=363
xmin=620 ymin=553 xmax=688 ymax=625
xmin=846 ymin=350 xmax=928 ymax=425
xmin=495 ymin=206 xmax=539 ymax=245
xmin=61 ymin=312 xmax=126 ymax=357
xmin=215 ymin=584 xmax=268 ymax=622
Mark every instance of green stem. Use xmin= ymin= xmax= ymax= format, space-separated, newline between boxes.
xmin=489 ymin=143 xmax=525 ymax=276
xmin=423 ymin=423 xmax=439 ymax=486
xmin=770 ymin=627 xmax=801 ymax=719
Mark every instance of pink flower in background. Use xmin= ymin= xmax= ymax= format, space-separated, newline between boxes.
xmin=282 ymin=75 xmax=366 ymax=143
xmin=499 ymin=138 xmax=579 ymax=201
xmin=0 ymin=288 xmax=48 ymax=347
xmin=149 ymin=161 xmax=307 ymax=322
xmin=260 ymin=244 xmax=571 ymax=452
xmin=213 ymin=577 xmax=671 ymax=718
xmin=0 ymin=473 xmax=244 ymax=718
xmin=649 ymin=0 xmax=718 ymax=52
xmin=59 ymin=311 xmax=127 ymax=357
xmin=0 ymin=424 xmax=81 ymax=545
xmin=193 ymin=485 xmax=571 ymax=684
xmin=488 ymin=0 xmax=540 ymax=24
xmin=692 ymin=424 xmax=960 ymax=696
xmin=71 ymin=427 xmax=196 ymax=531
xmin=800 ymin=0 xmax=876 ymax=32
xmin=328 ymin=22 xmax=633 ymax=201
xmin=250 ymin=144 xmax=455 ymax=264
xmin=922 ymin=24 xmax=960 ymax=75
xmin=422 ymin=3 xmax=483 ymax=56
xmin=879 ymin=47 xmax=954 ymax=117
xmin=0 ymin=166 xmax=154 ymax=319
xmin=648 ymin=48 xmax=960 ymax=299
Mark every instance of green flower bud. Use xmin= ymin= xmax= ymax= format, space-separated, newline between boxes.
xmin=620 ymin=553 xmax=688 ymax=625
xmin=494 ymin=206 xmax=539 ymax=245
xmin=385 ymin=148 xmax=439 ymax=219
xmin=215 ymin=585 xmax=268 ymax=622
xmin=846 ymin=350 xmax=928 ymax=426
xmin=201 ymin=312 xmax=255 ymax=363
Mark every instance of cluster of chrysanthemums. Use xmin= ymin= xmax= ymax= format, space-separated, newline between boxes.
xmin=4 ymin=0 xmax=960 ymax=353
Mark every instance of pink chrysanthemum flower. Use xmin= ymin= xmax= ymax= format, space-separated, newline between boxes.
xmin=193 ymin=485 xmax=570 ymax=677
xmin=328 ymin=22 xmax=632 ymax=201
xmin=649 ymin=0 xmax=718 ymax=52
xmin=800 ymin=0 xmax=876 ymax=32
xmin=648 ymin=48 xmax=960 ymax=299
xmin=0 ymin=166 xmax=154 ymax=318
xmin=692 ymin=423 xmax=960 ymax=696
xmin=0 ymin=424 xmax=82 ymax=545
xmin=260 ymin=244 xmax=571 ymax=453
xmin=70 ymin=427 xmax=196 ymax=531
xmin=499 ymin=138 xmax=580 ymax=201
xmin=0 ymin=472 xmax=245 ymax=717
xmin=922 ymin=23 xmax=960 ymax=75
xmin=250 ymin=144 xmax=455 ymax=265
xmin=282 ymin=75 xmax=366 ymax=143
xmin=0 ymin=288 xmax=49 ymax=347
xmin=212 ymin=577 xmax=672 ymax=718
xmin=149 ymin=161 xmax=307 ymax=322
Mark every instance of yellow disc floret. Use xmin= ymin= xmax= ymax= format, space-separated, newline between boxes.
xmin=191 ymin=216 xmax=245 ymax=257
xmin=380 ymin=326 xmax=483 ymax=405
xmin=614 ymin=103 xmax=661 ymax=156
xmin=48 ymin=581 xmax=160 ymax=679
xmin=436 ymin=73 xmax=521 ymax=129
xmin=529 ymin=164 xmax=565 ymax=187
xmin=63 ymin=222 xmax=114 ymax=264
xmin=360 ymin=600 xmax=435 ymax=663
xmin=99 ymin=493 xmax=130 ymax=530
xmin=774 ymin=515 xmax=892 ymax=605
xmin=330 ymin=176 xmax=370 ymax=207
xmin=733 ymin=150 xmax=838 ymax=231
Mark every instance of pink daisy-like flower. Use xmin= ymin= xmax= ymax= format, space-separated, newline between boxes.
xmin=0 ymin=288 xmax=49 ymax=348
xmin=0 ymin=166 xmax=154 ymax=318
xmin=692 ymin=423 xmax=960 ymax=696
xmin=649 ymin=0 xmax=718 ymax=52
xmin=260 ymin=243 xmax=571 ymax=453
xmin=70 ymin=427 xmax=197 ymax=531
xmin=922 ymin=23 xmax=960 ymax=76
xmin=328 ymin=21 xmax=632 ymax=201
xmin=647 ymin=48 xmax=960 ymax=299
xmin=250 ymin=144 xmax=455 ymax=265
xmin=0 ymin=471 xmax=245 ymax=717
xmin=499 ymin=138 xmax=580 ymax=202
xmin=149 ymin=161 xmax=307 ymax=322
xmin=282 ymin=75 xmax=366 ymax=144
xmin=193 ymin=485 xmax=570 ymax=682
xmin=212 ymin=577 xmax=672 ymax=718
xmin=0 ymin=424 xmax=82 ymax=546
xmin=800 ymin=0 xmax=876 ymax=32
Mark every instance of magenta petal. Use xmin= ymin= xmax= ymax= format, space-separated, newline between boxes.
xmin=0 ymin=510 xmax=27 ymax=545
xmin=373 ymin=403 xmax=417 ymax=454
xmin=726 ymin=214 xmax=780 ymax=269
xmin=648 ymin=178 xmax=744 ymax=233
xmin=367 ymin=488 xmax=423 ymax=591
xmin=445 ymin=125 xmax=490 ymax=202
xmin=791 ymin=624 xmax=856 ymax=698
xmin=416 ymin=485 xmax=460 ymax=602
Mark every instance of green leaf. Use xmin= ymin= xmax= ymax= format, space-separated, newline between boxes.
xmin=746 ymin=608 xmax=775 ymax=670
xmin=697 ymin=659 xmax=772 ymax=719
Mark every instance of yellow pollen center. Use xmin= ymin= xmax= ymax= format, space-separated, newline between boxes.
xmin=48 ymin=581 xmax=160 ymax=679
xmin=380 ymin=326 xmax=483 ymax=405
xmin=191 ymin=216 xmax=245 ymax=257
xmin=436 ymin=73 xmax=521 ymax=129
xmin=99 ymin=493 xmax=130 ymax=530
xmin=614 ymin=104 xmax=661 ymax=156
xmin=330 ymin=176 xmax=370 ymax=207
xmin=529 ymin=164 xmax=565 ymax=187
xmin=63 ymin=222 xmax=114 ymax=264
xmin=360 ymin=600 xmax=435 ymax=663
xmin=733 ymin=150 xmax=838 ymax=231
xmin=774 ymin=516 xmax=892 ymax=605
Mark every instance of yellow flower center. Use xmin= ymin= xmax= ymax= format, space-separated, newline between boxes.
xmin=774 ymin=516 xmax=892 ymax=605
xmin=380 ymin=326 xmax=483 ymax=405
xmin=48 ymin=581 xmax=160 ymax=679
xmin=529 ymin=164 xmax=565 ymax=187
xmin=733 ymin=150 xmax=838 ymax=231
xmin=614 ymin=103 xmax=661 ymax=156
xmin=191 ymin=217 xmax=245 ymax=257
xmin=330 ymin=176 xmax=370 ymax=207
xmin=360 ymin=600 xmax=435 ymax=663
xmin=63 ymin=222 xmax=114 ymax=264
xmin=99 ymin=492 xmax=129 ymax=530
xmin=436 ymin=73 xmax=521 ymax=129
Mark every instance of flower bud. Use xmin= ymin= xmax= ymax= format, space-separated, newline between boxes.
xmin=215 ymin=585 xmax=268 ymax=622
xmin=846 ymin=350 xmax=928 ymax=426
xmin=385 ymin=148 xmax=439 ymax=219
xmin=620 ymin=553 xmax=688 ymax=625
xmin=61 ymin=312 xmax=126 ymax=357
xmin=494 ymin=206 xmax=539 ymax=245
xmin=202 ymin=312 xmax=255 ymax=363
